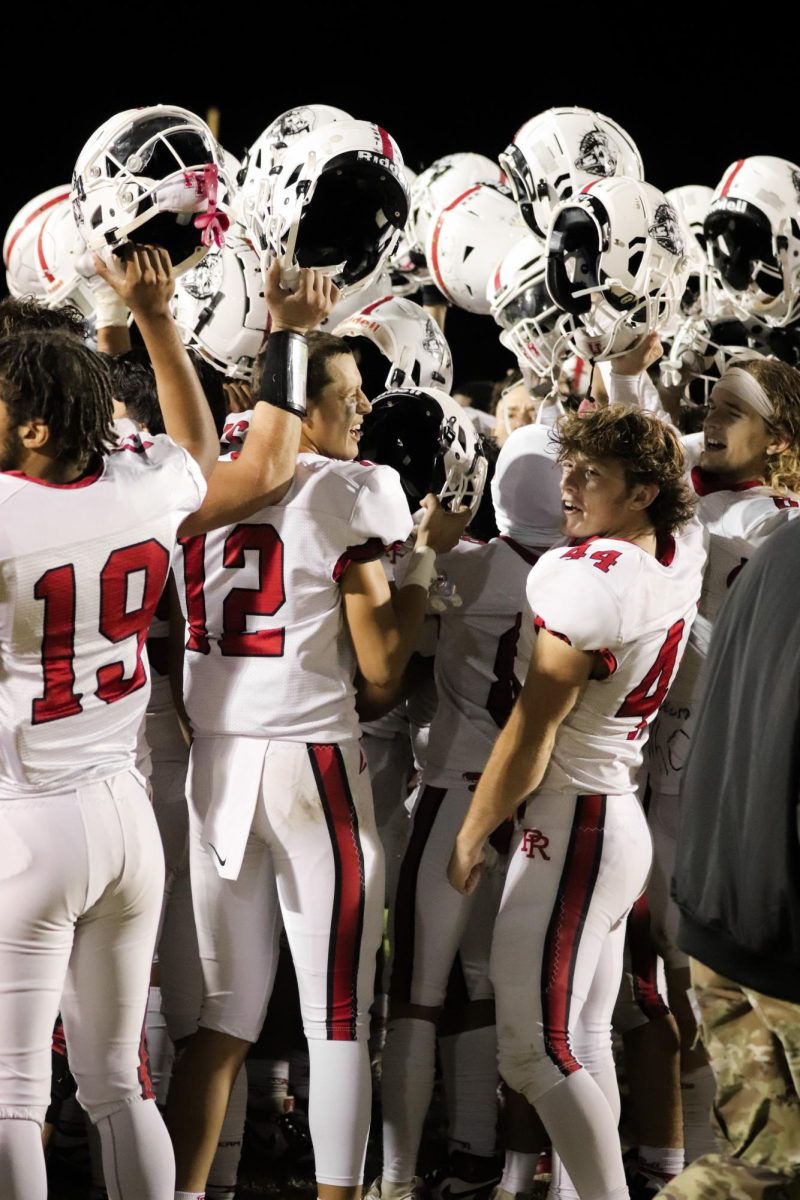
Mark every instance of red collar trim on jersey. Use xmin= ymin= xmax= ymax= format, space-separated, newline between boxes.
xmin=498 ymin=534 xmax=541 ymax=566
xmin=691 ymin=466 xmax=763 ymax=497
xmin=1 ymin=462 xmax=104 ymax=488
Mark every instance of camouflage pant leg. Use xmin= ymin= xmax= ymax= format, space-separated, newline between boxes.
xmin=655 ymin=960 xmax=800 ymax=1200
xmin=657 ymin=1156 xmax=800 ymax=1200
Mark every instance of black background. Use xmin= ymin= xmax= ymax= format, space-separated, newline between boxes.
xmin=5 ymin=20 xmax=794 ymax=386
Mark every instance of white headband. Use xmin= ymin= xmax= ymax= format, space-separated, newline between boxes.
xmin=712 ymin=365 xmax=775 ymax=422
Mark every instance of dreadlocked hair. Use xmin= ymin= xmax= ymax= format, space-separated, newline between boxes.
xmin=0 ymin=297 xmax=88 ymax=340
xmin=738 ymin=357 xmax=800 ymax=493
xmin=0 ymin=332 xmax=116 ymax=472
xmin=552 ymin=405 xmax=696 ymax=536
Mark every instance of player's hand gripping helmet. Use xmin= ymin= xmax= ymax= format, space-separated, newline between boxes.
xmin=546 ymin=177 xmax=689 ymax=361
xmin=71 ymin=105 xmax=233 ymax=275
xmin=407 ymin=152 xmax=504 ymax=255
xmin=170 ymin=224 xmax=267 ymax=381
xmin=487 ymin=232 xmax=568 ymax=380
xmin=333 ymin=295 xmax=454 ymax=393
xmin=359 ymin=387 xmax=487 ymax=513
xmin=4 ymin=186 xmax=72 ymax=298
xmin=500 ymin=106 xmax=644 ymax=240
xmin=703 ymin=156 xmax=800 ymax=329
xmin=246 ymin=118 xmax=409 ymax=297
xmin=426 ymin=181 xmax=527 ymax=314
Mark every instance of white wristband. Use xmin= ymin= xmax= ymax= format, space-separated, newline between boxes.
xmin=93 ymin=286 xmax=129 ymax=329
xmin=397 ymin=545 xmax=437 ymax=592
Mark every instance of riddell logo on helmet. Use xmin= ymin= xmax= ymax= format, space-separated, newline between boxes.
xmin=357 ymin=151 xmax=402 ymax=179
xmin=350 ymin=316 xmax=381 ymax=333
xmin=710 ymin=196 xmax=748 ymax=215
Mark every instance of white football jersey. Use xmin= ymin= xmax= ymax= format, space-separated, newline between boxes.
xmin=522 ymin=520 xmax=707 ymax=796
xmin=648 ymin=462 xmax=800 ymax=792
xmin=0 ymin=438 xmax=205 ymax=797
xmin=424 ymin=536 xmax=543 ymax=788
xmin=177 ymin=452 xmax=412 ymax=742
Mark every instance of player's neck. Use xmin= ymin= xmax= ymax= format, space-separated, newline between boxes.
xmin=16 ymin=446 xmax=89 ymax=484
xmin=604 ymin=519 xmax=658 ymax=557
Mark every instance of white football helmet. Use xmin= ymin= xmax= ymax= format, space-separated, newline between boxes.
xmin=386 ymin=165 xmax=434 ymax=295
xmin=246 ymin=118 xmax=409 ymax=296
xmin=170 ymin=225 xmax=267 ymax=380
xmin=359 ymin=386 xmax=487 ymax=512
xmin=407 ymin=153 xmax=504 ymax=255
xmin=546 ymin=177 xmax=689 ymax=360
xmin=488 ymin=232 xmax=567 ymax=379
xmin=426 ymin=181 xmax=527 ymax=314
xmin=317 ymin=271 xmax=392 ymax=329
xmin=500 ymin=107 xmax=644 ymax=240
xmin=4 ymin=186 xmax=72 ymax=298
xmin=35 ymin=202 xmax=96 ymax=318
xmin=659 ymin=315 xmax=756 ymax=403
xmin=236 ymin=104 xmax=352 ymax=228
xmin=664 ymin=183 xmax=731 ymax=323
xmin=71 ymin=105 xmax=233 ymax=275
xmin=703 ymin=156 xmax=800 ymax=328
xmin=334 ymin=295 xmax=454 ymax=392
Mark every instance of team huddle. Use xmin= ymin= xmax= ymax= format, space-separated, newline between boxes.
xmin=1 ymin=100 xmax=799 ymax=1200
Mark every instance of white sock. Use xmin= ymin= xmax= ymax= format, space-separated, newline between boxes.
xmin=501 ymin=1149 xmax=538 ymax=1196
xmin=0 ymin=1116 xmax=48 ymax=1200
xmin=381 ymin=1017 xmax=437 ymax=1184
xmin=681 ymin=1064 xmax=718 ymax=1161
xmin=308 ymin=1039 xmax=372 ymax=1186
xmin=95 ymin=1099 xmax=175 ymax=1199
xmin=145 ymin=986 xmax=175 ymax=1108
xmin=175 ymin=1192 xmax=205 ymax=1199
xmin=246 ymin=1056 xmax=290 ymax=1114
xmin=439 ymin=1025 xmax=499 ymax=1158
xmin=533 ymin=1071 xmax=627 ymax=1200
xmin=638 ymin=1143 xmax=684 ymax=1179
xmin=206 ymin=1063 xmax=246 ymax=1198
xmin=548 ymin=1149 xmax=579 ymax=1200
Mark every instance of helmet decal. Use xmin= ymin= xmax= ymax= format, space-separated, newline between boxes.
xmin=574 ymin=127 xmax=619 ymax=177
xmin=649 ymin=203 xmax=684 ymax=257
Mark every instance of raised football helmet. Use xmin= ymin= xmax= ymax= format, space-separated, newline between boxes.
xmin=488 ymin=232 xmax=567 ymax=379
xmin=659 ymin=315 xmax=754 ymax=404
xmin=236 ymin=104 xmax=352 ymax=228
xmin=426 ymin=181 xmax=527 ymax=314
xmin=4 ymin=186 xmax=72 ymax=298
xmin=704 ymin=156 xmax=800 ymax=328
xmin=359 ymin=387 xmax=487 ymax=513
xmin=245 ymin=118 xmax=409 ymax=296
xmin=407 ymin=153 xmax=504 ymax=255
xmin=71 ymin=105 xmax=233 ymax=275
xmin=35 ymin=201 xmax=96 ymax=318
xmin=500 ymin=107 xmax=644 ymax=239
xmin=546 ymin=176 xmax=689 ymax=360
xmin=170 ymin=225 xmax=267 ymax=380
xmin=334 ymin=295 xmax=453 ymax=393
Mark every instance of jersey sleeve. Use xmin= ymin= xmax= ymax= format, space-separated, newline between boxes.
xmin=526 ymin=551 xmax=623 ymax=651
xmin=348 ymin=464 xmax=413 ymax=548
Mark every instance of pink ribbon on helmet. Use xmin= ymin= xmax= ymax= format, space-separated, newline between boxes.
xmin=185 ymin=164 xmax=230 ymax=248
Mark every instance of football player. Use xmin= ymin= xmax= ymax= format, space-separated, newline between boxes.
xmin=449 ymin=407 xmax=707 ymax=1200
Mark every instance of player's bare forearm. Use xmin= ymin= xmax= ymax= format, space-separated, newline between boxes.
xmin=179 ymin=406 xmax=301 ymax=536
xmin=355 ymin=653 xmax=433 ymax=721
xmin=96 ymin=325 xmax=132 ymax=356
xmin=343 ymin=563 xmax=428 ymax=689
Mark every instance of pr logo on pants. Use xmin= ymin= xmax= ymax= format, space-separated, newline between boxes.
xmin=520 ymin=829 xmax=550 ymax=860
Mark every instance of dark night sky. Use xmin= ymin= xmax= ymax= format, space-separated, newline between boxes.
xmin=6 ymin=21 xmax=795 ymax=384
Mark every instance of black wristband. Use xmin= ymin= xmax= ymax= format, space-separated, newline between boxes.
xmin=255 ymin=330 xmax=308 ymax=418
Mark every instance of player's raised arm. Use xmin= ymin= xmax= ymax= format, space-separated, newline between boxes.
xmin=93 ymin=246 xmax=219 ymax=478
xmin=178 ymin=263 xmax=339 ymax=536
